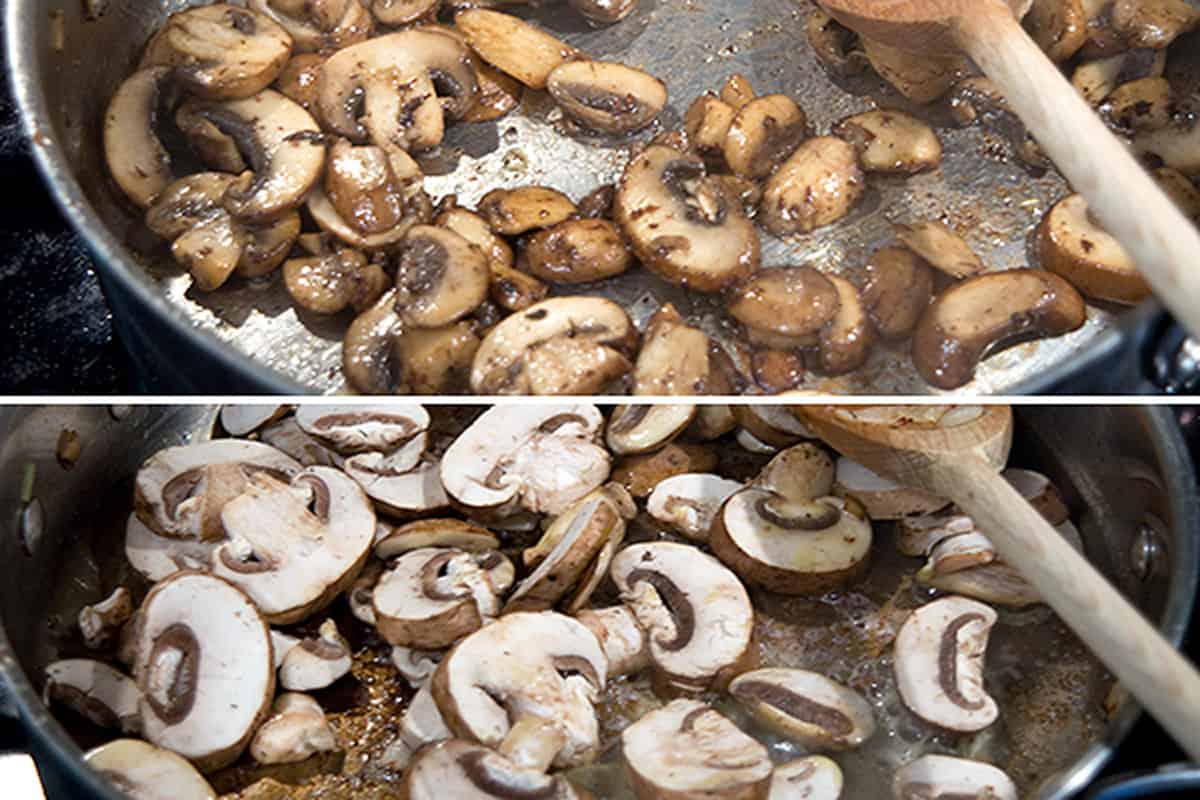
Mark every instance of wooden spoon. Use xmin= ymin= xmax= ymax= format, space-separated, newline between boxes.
xmin=818 ymin=0 xmax=1200 ymax=340
xmin=797 ymin=404 xmax=1200 ymax=762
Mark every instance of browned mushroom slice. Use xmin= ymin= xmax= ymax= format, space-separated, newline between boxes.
xmin=478 ymin=187 xmax=577 ymax=235
xmin=861 ymin=36 xmax=968 ymax=103
xmin=389 ymin=323 xmax=483 ymax=395
xmin=547 ymin=61 xmax=667 ymax=134
xmin=522 ymin=219 xmax=632 ymax=284
xmin=85 ymin=739 xmax=216 ymax=799
xmin=730 ymin=668 xmax=876 ymax=750
xmin=340 ymin=291 xmax=402 ymax=394
xmin=1106 ymin=77 xmax=1173 ymax=131
xmin=404 ymin=738 xmax=585 ymax=800
xmin=729 ymin=267 xmax=841 ymax=342
xmin=1038 ymin=193 xmax=1146 ymax=304
xmin=632 ymin=304 xmax=711 ymax=396
xmin=104 ymin=68 xmax=176 ymax=209
xmin=369 ymin=0 xmax=442 ymax=25
xmin=894 ymin=755 xmax=1017 ymax=800
xmin=570 ymin=0 xmax=638 ymax=24
xmin=859 ymin=245 xmax=935 ymax=340
xmin=615 ymin=144 xmax=761 ymax=292
xmin=1073 ymin=48 xmax=1167 ymax=106
xmin=284 ymin=247 xmax=389 ymax=315
xmin=720 ymin=73 xmax=757 ymax=109
xmin=833 ymin=110 xmax=943 ymax=174
xmin=1135 ymin=118 xmax=1200 ymax=175
xmin=912 ymin=269 xmax=1088 ymax=390
xmin=454 ymin=9 xmax=581 ymax=90
xmin=806 ymin=10 xmax=868 ymax=77
xmin=760 ymin=137 xmax=865 ymax=236
xmin=1111 ymin=0 xmax=1200 ymax=49
xmin=894 ymin=221 xmax=985 ymax=279
xmin=723 ymin=94 xmax=808 ymax=180
xmin=324 ymin=139 xmax=415 ymax=236
xmin=248 ymin=0 xmax=373 ymax=53
xmin=1024 ymin=0 xmax=1088 ymax=61
xmin=393 ymin=226 xmax=490 ymax=329
xmin=685 ymin=94 xmax=737 ymax=163
xmin=818 ymin=275 xmax=875 ymax=376
xmin=275 ymin=53 xmax=326 ymax=118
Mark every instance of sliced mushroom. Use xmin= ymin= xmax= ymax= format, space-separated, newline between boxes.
xmin=621 ymin=699 xmax=773 ymax=800
xmin=912 ymin=269 xmax=1088 ymax=390
xmin=615 ymin=144 xmax=761 ymax=292
xmin=431 ymin=610 xmax=606 ymax=770
xmin=834 ymin=457 xmax=949 ymax=520
xmin=295 ymin=405 xmax=429 ymax=454
xmin=392 ymin=646 xmax=444 ymax=688
xmin=611 ymin=542 xmax=756 ymax=694
xmin=103 ymin=68 xmax=175 ymax=208
xmin=729 ymin=266 xmax=841 ymax=345
xmin=392 ymin=226 xmax=491 ymax=328
xmin=919 ymin=531 xmax=998 ymax=578
xmin=819 ymin=275 xmax=875 ymax=376
xmin=259 ymin=417 xmax=343 ymax=467
xmin=571 ymin=0 xmax=638 ymax=23
xmin=404 ymin=738 xmax=584 ymax=800
xmin=86 ymin=739 xmax=215 ymax=800
xmin=806 ymin=10 xmax=868 ymax=77
xmin=324 ymin=139 xmax=417 ymax=236
xmin=896 ymin=511 xmax=978 ymax=556
xmin=470 ymin=297 xmax=635 ymax=395
xmin=249 ymin=693 xmax=338 ymax=765
xmin=1038 ymin=193 xmax=1145 ymax=304
xmin=630 ymin=304 xmax=711 ymax=396
xmin=605 ymin=405 xmax=693 ymax=455
xmin=454 ymin=9 xmax=580 ymax=90
xmin=860 ymin=245 xmax=935 ymax=340
xmin=894 ymin=596 xmax=999 ymax=732
xmin=720 ymin=73 xmax=757 ymax=110
xmin=893 ymin=755 xmax=1017 ymax=800
xmin=730 ymin=668 xmax=875 ymax=751
xmin=894 ymin=221 xmax=984 ymax=279
xmin=575 ymin=605 xmax=648 ymax=677
xmin=1106 ymin=76 xmax=1172 ymax=131
xmin=755 ymin=442 xmax=834 ymax=502
xmin=686 ymin=94 xmax=737 ymax=162
xmin=478 ymin=187 xmax=577 ymax=236
xmin=284 ymin=247 xmax=390 ymax=314
xmin=124 ymin=515 xmax=220 ymax=582
xmin=1073 ymin=48 xmax=1166 ymax=106
xmin=861 ymin=37 xmax=968 ymax=103
xmin=761 ymin=137 xmax=865 ymax=236
xmin=733 ymin=406 xmax=817 ymax=448
xmin=345 ymin=452 xmax=450 ymax=516
xmin=376 ymin=518 xmax=500 ymax=559
xmin=308 ymin=153 xmax=430 ymax=250
xmin=1135 ymin=118 xmax=1200 ymax=175
xmin=646 ymin=473 xmax=744 ymax=542
xmin=132 ymin=572 xmax=274 ymax=771
xmin=78 ymin=587 xmax=135 ymax=651
xmin=219 ymin=405 xmax=287 ymax=437
xmin=1111 ymin=0 xmax=1200 ymax=49
xmin=271 ymin=630 xmax=301 ymax=671
xmin=546 ymin=60 xmax=666 ymax=134
xmin=1003 ymin=468 xmax=1070 ymax=524
xmin=250 ymin=0 xmax=372 ymax=53
xmin=381 ymin=680 xmax=453 ymax=770
xmin=45 ymin=659 xmax=141 ymax=734
xmin=522 ymin=218 xmax=631 ymax=285
xmin=211 ymin=466 xmax=376 ymax=624
xmin=279 ymin=619 xmax=352 ymax=690
xmin=833 ymin=110 xmax=943 ymax=174
xmin=275 ymin=53 xmax=326 ymax=117
xmin=612 ymin=441 xmax=719 ymax=498
xmin=1157 ymin=167 xmax=1200 ymax=221
xmin=724 ymin=95 xmax=808 ymax=180
xmin=1024 ymin=0 xmax=1088 ymax=60
xmin=770 ymin=756 xmax=844 ymax=800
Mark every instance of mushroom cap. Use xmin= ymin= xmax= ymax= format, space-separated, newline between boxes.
xmin=211 ymin=466 xmax=376 ymax=624
xmin=344 ymin=452 xmax=449 ymax=517
xmin=403 ymin=739 xmax=583 ymax=800
xmin=892 ymin=754 xmax=1017 ymax=800
xmin=834 ymin=457 xmax=949 ymax=520
xmin=431 ymin=611 xmax=606 ymax=769
xmin=103 ymin=67 xmax=175 ymax=208
xmin=755 ymin=443 xmax=835 ymax=502
xmin=249 ymin=692 xmax=338 ymax=765
xmin=132 ymin=572 xmax=274 ymax=772
xmin=729 ymin=667 xmax=876 ymax=750
xmin=894 ymin=596 xmax=999 ymax=733
xmin=85 ymin=739 xmax=216 ymax=800
xmin=605 ymin=405 xmax=694 ymax=456
xmin=394 ymin=226 xmax=491 ymax=328
xmin=620 ymin=699 xmax=772 ymax=800
xmin=44 ymin=659 xmax=142 ymax=734
xmin=125 ymin=514 xmax=220 ymax=582
xmin=610 ymin=542 xmax=755 ymax=693
xmin=294 ymin=404 xmax=430 ymax=454
xmin=279 ymin=619 xmax=353 ymax=691
xmin=646 ymin=473 xmax=744 ymax=542
xmin=769 ymin=756 xmax=844 ymax=800
xmin=440 ymin=404 xmax=610 ymax=516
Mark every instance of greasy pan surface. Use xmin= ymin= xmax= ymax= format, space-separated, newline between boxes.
xmin=11 ymin=1 xmax=1198 ymax=394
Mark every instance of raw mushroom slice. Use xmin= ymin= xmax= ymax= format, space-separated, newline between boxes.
xmin=730 ymin=668 xmax=875 ymax=751
xmin=894 ymin=596 xmax=999 ymax=732
xmin=294 ymin=405 xmax=429 ymax=455
xmin=44 ymin=659 xmax=142 ymax=734
xmin=770 ymin=756 xmax=844 ymax=800
xmin=732 ymin=406 xmax=816 ymax=448
xmin=646 ymin=473 xmax=744 ymax=542
xmin=132 ymin=572 xmax=274 ymax=771
xmin=894 ymin=221 xmax=984 ymax=279
xmin=392 ymin=646 xmax=444 ymax=688
xmin=1038 ymin=193 xmax=1146 ymax=304
xmin=896 ymin=512 xmax=980 ymax=557
xmin=134 ymin=440 xmax=300 ymax=542
xmin=738 ymin=429 xmax=781 ymax=455
xmin=919 ymin=532 xmax=998 ymax=577
xmin=373 ymin=547 xmax=509 ymax=649
xmin=270 ymin=630 xmax=300 ymax=671
xmin=103 ymin=68 xmax=175 ymax=208
xmin=834 ymin=457 xmax=949 ymax=520
xmin=249 ymin=693 xmax=338 ymax=765
xmin=833 ymin=110 xmax=942 ymax=174
xmin=384 ymin=683 xmax=454 ymax=770
xmin=403 ymin=739 xmax=584 ymax=800
xmin=547 ymin=60 xmax=667 ymax=134
xmin=893 ymin=754 xmax=1017 ymax=800
xmin=219 ymin=405 xmax=286 ymax=436
xmin=712 ymin=490 xmax=872 ymax=594
xmin=344 ymin=453 xmax=449 ymax=517
xmin=605 ymin=405 xmax=694 ymax=455
xmin=755 ymin=442 xmax=835 ymax=502
xmin=376 ymin=519 xmax=500 ymax=559
xmin=348 ymin=561 xmax=383 ymax=625
xmin=1003 ymin=468 xmax=1070 ymax=525
xmin=431 ymin=611 xmax=606 ymax=770
xmin=86 ymin=739 xmax=215 ymax=800
xmin=440 ymin=404 xmax=610 ymax=517
xmin=125 ymin=515 xmax=220 ymax=582
xmin=211 ymin=466 xmax=376 ymax=624
xmin=79 ymin=587 xmax=135 ymax=651
xmin=621 ymin=699 xmax=773 ymax=800
xmin=279 ymin=619 xmax=352 ymax=691
xmin=259 ymin=417 xmax=343 ymax=467
xmin=576 ymin=605 xmax=648 ymax=677
xmin=610 ymin=542 xmax=756 ymax=694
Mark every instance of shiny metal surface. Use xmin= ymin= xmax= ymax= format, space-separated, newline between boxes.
xmin=12 ymin=1 xmax=1195 ymax=394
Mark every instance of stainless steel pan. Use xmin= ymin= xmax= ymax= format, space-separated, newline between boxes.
xmin=9 ymin=1 xmax=1195 ymax=395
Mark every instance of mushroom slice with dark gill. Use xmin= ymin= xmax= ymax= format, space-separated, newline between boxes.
xmin=547 ymin=60 xmax=667 ymax=134
xmin=893 ymin=220 xmax=984 ymax=279
xmin=576 ymin=604 xmax=649 ymax=677
xmin=248 ymin=0 xmax=373 ymax=53
xmin=393 ymin=226 xmax=491 ymax=329
xmin=44 ymin=659 xmax=141 ymax=734
xmin=753 ymin=441 xmax=834 ymax=503
xmin=131 ymin=572 xmax=274 ymax=771
xmin=279 ymin=618 xmax=353 ymax=690
xmin=295 ymin=404 xmax=429 ymax=454
xmin=521 ymin=218 xmax=632 ymax=285
xmin=730 ymin=668 xmax=876 ymax=750
xmin=404 ymin=739 xmax=584 ymax=800
xmin=249 ymin=692 xmax=338 ymax=765
xmin=124 ymin=514 xmax=222 ymax=582
xmin=893 ymin=754 xmax=1017 ymax=800
xmin=85 ymin=739 xmax=216 ymax=800
xmin=606 ymin=404 xmax=694 ymax=456
xmin=834 ymin=456 xmax=948 ymax=520
xmin=621 ymin=699 xmax=772 ymax=800
xmin=770 ymin=756 xmax=844 ymax=800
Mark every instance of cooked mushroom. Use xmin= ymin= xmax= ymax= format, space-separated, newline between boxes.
xmin=861 ymin=37 xmax=968 ymax=103
xmin=631 ymin=304 xmax=711 ymax=396
xmin=249 ymin=0 xmax=372 ymax=53
xmin=570 ymin=0 xmax=638 ymax=24
xmin=376 ymin=518 xmax=500 ymax=559
xmin=392 ymin=226 xmax=491 ymax=328
xmin=720 ymin=73 xmax=757 ymax=110
xmin=575 ymin=605 xmax=648 ymax=677
xmin=835 ymin=457 xmax=949 ymax=520
xmin=919 ymin=531 xmax=998 ymax=578
xmin=761 ymin=137 xmax=865 ymax=236
xmin=522 ymin=219 xmax=632 ymax=285
xmin=45 ymin=659 xmax=141 ymax=734
xmin=478 ymin=187 xmax=577 ymax=235
xmin=284 ymin=247 xmax=390 ymax=314
xmin=818 ymin=275 xmax=875 ymax=376
xmin=947 ymin=76 xmax=1050 ymax=169
xmin=132 ymin=572 xmax=274 ymax=771
xmin=605 ymin=405 xmax=693 ymax=455
xmin=104 ymin=68 xmax=176 ymax=208
xmin=729 ymin=266 xmax=841 ymax=344
xmin=894 ymin=596 xmax=999 ymax=732
xmin=1135 ymin=118 xmax=1200 ymax=175
xmin=279 ymin=619 xmax=353 ymax=690
xmin=860 ymin=245 xmax=935 ymax=340
xmin=621 ymin=699 xmax=773 ymax=800
xmin=615 ymin=144 xmax=761 ymax=292
xmin=611 ymin=441 xmax=719 ymax=498
xmin=723 ymin=94 xmax=808 ymax=180
xmin=271 ymin=630 xmax=300 ymax=671
xmin=368 ymin=0 xmax=441 ymax=25
xmin=712 ymin=490 xmax=872 ymax=594
xmin=1073 ymin=48 xmax=1166 ymax=106
xmin=79 ymin=588 xmax=135 ymax=651
xmin=454 ymin=9 xmax=581 ymax=90
xmin=323 ymin=139 xmax=416 ymax=236
xmin=86 ymin=739 xmax=216 ymax=800
xmin=646 ymin=473 xmax=744 ymax=542
xmin=436 ymin=206 xmax=547 ymax=310
xmin=912 ymin=269 xmax=1089 ymax=390
xmin=1106 ymin=76 xmax=1173 ymax=131
xmin=1038 ymin=193 xmax=1146 ymax=304
xmin=894 ymin=221 xmax=984 ymax=279
xmin=547 ymin=60 xmax=667 ymax=134
xmin=404 ymin=738 xmax=585 ymax=800
xmin=1024 ymin=0 xmax=1088 ymax=61
xmin=249 ymin=693 xmax=338 ymax=764
xmin=893 ymin=755 xmax=1017 ymax=800
xmin=295 ymin=405 xmax=429 ymax=454
xmin=211 ymin=466 xmax=376 ymax=624
xmin=275 ymin=53 xmax=326 ymax=118
xmin=770 ymin=756 xmax=844 ymax=800
xmin=806 ymin=10 xmax=868 ymax=77
xmin=1111 ymin=0 xmax=1200 ymax=49
xmin=1156 ymin=167 xmax=1200 ymax=221
xmin=730 ymin=668 xmax=875 ymax=751
xmin=470 ymin=297 xmax=635 ymax=395
xmin=611 ymin=541 xmax=756 ymax=693
xmin=834 ymin=110 xmax=942 ymax=174
xmin=895 ymin=511 xmax=978 ymax=557
xmin=685 ymin=94 xmax=737 ymax=162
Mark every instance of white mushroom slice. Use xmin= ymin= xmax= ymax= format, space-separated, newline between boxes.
xmin=834 ymin=457 xmax=949 ymax=520
xmin=575 ymin=605 xmax=648 ymax=677
xmin=386 ymin=683 xmax=454 ymax=769
xmin=376 ymin=519 xmax=500 ymax=560
xmin=270 ymin=630 xmax=300 ymax=671
xmin=732 ymin=406 xmax=816 ymax=448
xmin=403 ymin=739 xmax=584 ymax=800
xmin=344 ymin=453 xmax=448 ymax=516
xmin=44 ymin=660 xmax=141 ymax=734
xmin=132 ymin=572 xmax=274 ymax=771
xmin=86 ymin=739 xmax=215 ymax=800
xmin=279 ymin=619 xmax=352 ymax=691
xmin=249 ymin=693 xmax=337 ymax=765
xmin=712 ymin=491 xmax=872 ymax=594
xmin=294 ymin=405 xmax=430 ymax=455
xmin=392 ymin=646 xmax=443 ymax=688
xmin=212 ymin=467 xmax=376 ymax=624
xmin=756 ymin=443 xmax=835 ymax=502
xmin=621 ymin=699 xmax=772 ymax=800
xmin=894 ymin=220 xmax=985 ymax=279
xmin=346 ymin=559 xmax=383 ymax=626
xmin=730 ymin=668 xmax=875 ymax=751
xmin=103 ymin=68 xmax=174 ymax=208
xmin=920 ymin=532 xmax=998 ymax=577
xmin=610 ymin=542 xmax=755 ymax=693
xmin=769 ymin=756 xmax=844 ymax=800
xmin=893 ymin=755 xmax=1017 ymax=800
xmin=605 ymin=405 xmax=695 ymax=455
xmin=441 ymin=405 xmax=610 ymax=517
xmin=896 ymin=512 xmax=978 ymax=556
xmin=79 ymin=587 xmax=135 ymax=650
xmin=737 ymin=428 xmax=780 ymax=455
xmin=373 ymin=548 xmax=508 ymax=649
xmin=219 ymin=405 xmax=287 ymax=436
xmin=646 ymin=473 xmax=743 ymax=542
xmin=431 ymin=611 xmax=606 ymax=770
xmin=1135 ymin=118 xmax=1200 ymax=175
xmin=134 ymin=440 xmax=300 ymax=542
xmin=259 ymin=417 xmax=342 ymax=467
xmin=894 ymin=596 xmax=999 ymax=733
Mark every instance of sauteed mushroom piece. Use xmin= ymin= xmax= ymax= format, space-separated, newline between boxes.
xmin=861 ymin=37 xmax=968 ymax=103
xmin=1073 ymin=48 xmax=1166 ymax=105
xmin=248 ymin=0 xmax=373 ymax=52
xmin=1107 ymin=77 xmax=1172 ymax=131
xmin=132 ymin=572 xmax=274 ymax=771
xmin=730 ymin=668 xmax=876 ymax=750
xmin=806 ymin=10 xmax=868 ymax=77
xmin=611 ymin=542 xmax=756 ymax=693
xmin=479 ymin=187 xmax=577 ymax=235
xmin=724 ymin=95 xmax=808 ymax=180
xmin=912 ymin=269 xmax=1088 ymax=390
xmin=1135 ymin=119 xmax=1200 ymax=175
xmin=45 ymin=659 xmax=142 ymax=734
xmin=720 ymin=74 xmax=757 ymax=110
xmin=819 ymin=275 xmax=874 ymax=376
xmin=729 ymin=267 xmax=841 ymax=343
xmin=369 ymin=0 xmax=442 ymax=25
xmin=1024 ymin=0 xmax=1088 ymax=61
xmin=576 ymin=605 xmax=648 ymax=676
xmin=279 ymin=619 xmax=352 ymax=690
xmin=606 ymin=405 xmax=693 ymax=455
xmin=570 ymin=0 xmax=639 ymax=24
xmin=455 ymin=9 xmax=581 ymax=90
xmin=612 ymin=442 xmax=719 ymax=498
xmin=860 ymin=245 xmax=935 ymax=340
xmin=85 ymin=739 xmax=216 ymax=800
xmin=79 ymin=587 xmax=135 ymax=651
xmin=249 ymin=693 xmax=337 ymax=765
xmin=547 ymin=61 xmax=667 ymax=134
xmin=833 ymin=110 xmax=942 ymax=174
xmin=621 ymin=699 xmax=773 ymax=800
xmin=893 ymin=754 xmax=1017 ymax=800
xmin=615 ymin=144 xmax=761 ymax=292
xmin=770 ymin=756 xmax=844 ymax=800
xmin=284 ymin=246 xmax=390 ymax=314
xmin=324 ymin=139 xmax=417 ymax=236
xmin=685 ymin=94 xmax=737 ymax=161
xmin=275 ymin=53 xmax=326 ymax=118
xmin=295 ymin=404 xmax=429 ymax=454
xmin=894 ymin=221 xmax=984 ymax=279
xmin=393 ymin=226 xmax=491 ymax=328
xmin=1039 ymin=193 xmax=1146 ymax=304
xmin=523 ymin=219 xmax=631 ymax=284
xmin=1156 ymin=167 xmax=1200 ymax=221
xmin=630 ymin=305 xmax=711 ymax=396
xmin=104 ymin=68 xmax=175 ymax=208
xmin=1110 ymin=0 xmax=1200 ymax=49
xmin=894 ymin=596 xmax=999 ymax=732
xmin=647 ymin=473 xmax=743 ymax=542
xmin=376 ymin=518 xmax=500 ymax=559
xmin=404 ymin=739 xmax=585 ymax=800
xmin=834 ymin=457 xmax=948 ymax=520
xmin=761 ymin=137 xmax=865 ymax=236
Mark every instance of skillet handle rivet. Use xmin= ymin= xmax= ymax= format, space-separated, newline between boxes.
xmin=1130 ymin=522 xmax=1166 ymax=582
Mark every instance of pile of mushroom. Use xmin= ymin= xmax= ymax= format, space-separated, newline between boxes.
xmin=46 ymin=403 xmax=1097 ymax=798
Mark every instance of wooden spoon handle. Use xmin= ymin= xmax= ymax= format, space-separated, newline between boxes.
xmin=954 ymin=8 xmax=1200 ymax=339
xmin=930 ymin=454 xmax=1200 ymax=762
